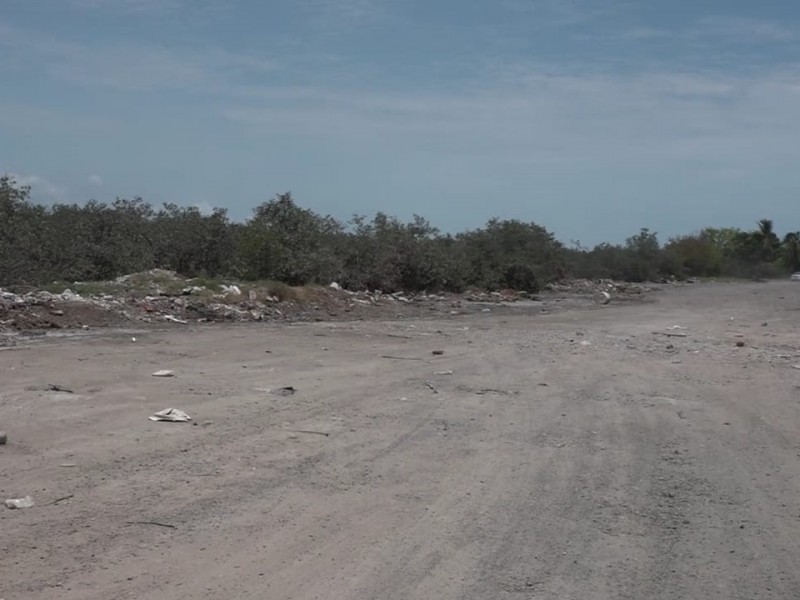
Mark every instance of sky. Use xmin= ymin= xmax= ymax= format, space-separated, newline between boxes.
xmin=1 ymin=0 xmax=799 ymax=246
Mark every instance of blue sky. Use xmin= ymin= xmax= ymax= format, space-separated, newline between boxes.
xmin=1 ymin=0 xmax=799 ymax=245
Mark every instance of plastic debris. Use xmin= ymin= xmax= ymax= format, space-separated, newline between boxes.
xmin=149 ymin=408 xmax=191 ymax=422
xmin=5 ymin=496 xmax=34 ymax=509
xmin=163 ymin=315 xmax=188 ymax=324
xmin=270 ymin=386 xmax=296 ymax=397
xmin=152 ymin=370 xmax=175 ymax=377
xmin=593 ymin=291 xmax=611 ymax=305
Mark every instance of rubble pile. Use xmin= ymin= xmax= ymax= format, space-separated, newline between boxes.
xmin=545 ymin=279 xmax=656 ymax=296
xmin=0 ymin=271 xmax=657 ymax=333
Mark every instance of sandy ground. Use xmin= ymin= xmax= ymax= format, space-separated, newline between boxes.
xmin=1 ymin=281 xmax=800 ymax=600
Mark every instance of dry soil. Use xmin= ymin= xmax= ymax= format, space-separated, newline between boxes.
xmin=1 ymin=281 xmax=799 ymax=599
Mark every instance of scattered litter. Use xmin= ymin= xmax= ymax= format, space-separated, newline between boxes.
xmin=131 ymin=337 xmax=137 ymax=342
xmin=434 ymin=370 xmax=454 ymax=376
xmin=270 ymin=386 xmax=296 ymax=397
xmin=163 ymin=315 xmax=188 ymax=324
xmin=42 ymin=494 xmax=74 ymax=507
xmin=425 ymin=382 xmax=439 ymax=394
xmin=670 ymin=325 xmax=687 ymax=330
xmin=735 ymin=341 xmax=745 ymax=348
xmin=652 ymin=331 xmax=688 ymax=338
xmin=0 ymin=431 xmax=6 ymax=445
xmin=431 ymin=350 xmax=444 ymax=356
xmin=152 ymin=370 xmax=175 ymax=378
xmin=5 ymin=496 xmax=34 ymax=509
xmin=125 ymin=520 xmax=176 ymax=529
xmin=475 ymin=388 xmax=516 ymax=396
xmin=593 ymin=291 xmax=611 ymax=305
xmin=579 ymin=340 xmax=592 ymax=347
xmin=59 ymin=463 xmax=77 ymax=468
xmin=329 ymin=282 xmax=341 ymax=290
xmin=149 ymin=408 xmax=191 ymax=422
xmin=48 ymin=384 xmax=74 ymax=393
xmin=221 ymin=284 xmax=242 ymax=296
xmin=288 ymin=429 xmax=330 ymax=437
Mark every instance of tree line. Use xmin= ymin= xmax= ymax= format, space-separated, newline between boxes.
xmin=1 ymin=175 xmax=797 ymax=292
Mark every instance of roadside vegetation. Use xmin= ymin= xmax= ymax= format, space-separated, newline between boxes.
xmin=1 ymin=175 xmax=797 ymax=292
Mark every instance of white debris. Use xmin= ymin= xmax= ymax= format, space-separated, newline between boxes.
xmin=163 ymin=315 xmax=188 ymax=324
xmin=149 ymin=408 xmax=191 ymax=422
xmin=5 ymin=496 xmax=34 ymax=509
xmin=152 ymin=370 xmax=175 ymax=377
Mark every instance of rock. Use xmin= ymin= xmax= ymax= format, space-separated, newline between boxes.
xmin=329 ymin=282 xmax=341 ymax=290
xmin=735 ymin=341 xmax=745 ymax=348
xmin=432 ymin=350 xmax=444 ymax=356
xmin=0 ymin=431 xmax=7 ymax=445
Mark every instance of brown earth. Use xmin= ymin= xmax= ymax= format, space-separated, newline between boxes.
xmin=1 ymin=281 xmax=799 ymax=599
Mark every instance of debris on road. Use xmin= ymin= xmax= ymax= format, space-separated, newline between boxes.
xmin=593 ymin=291 xmax=611 ymax=305
xmin=736 ymin=341 xmax=746 ymax=348
xmin=0 ymin=431 xmax=7 ymax=445
xmin=434 ymin=370 xmax=454 ymax=376
xmin=149 ymin=408 xmax=191 ymax=422
xmin=42 ymin=494 xmax=75 ymax=506
xmin=432 ymin=350 xmax=444 ymax=356
xmin=381 ymin=355 xmax=424 ymax=361
xmin=163 ymin=315 xmax=188 ymax=324
xmin=152 ymin=370 xmax=175 ymax=378
xmin=288 ymin=429 xmax=330 ymax=437
xmin=652 ymin=331 xmax=688 ymax=338
xmin=425 ymin=382 xmax=439 ymax=394
xmin=48 ymin=384 xmax=74 ymax=393
xmin=5 ymin=496 xmax=35 ymax=509
xmin=125 ymin=521 xmax=177 ymax=529
xmin=270 ymin=386 xmax=296 ymax=397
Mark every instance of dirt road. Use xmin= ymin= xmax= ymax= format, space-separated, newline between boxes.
xmin=2 ymin=281 xmax=799 ymax=599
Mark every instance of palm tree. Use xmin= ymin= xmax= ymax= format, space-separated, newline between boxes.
xmin=755 ymin=219 xmax=779 ymax=262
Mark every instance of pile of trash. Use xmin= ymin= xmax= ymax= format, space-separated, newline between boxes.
xmin=545 ymin=278 xmax=655 ymax=296
xmin=0 ymin=271 xmax=656 ymax=333
xmin=0 ymin=271 xmax=458 ymax=332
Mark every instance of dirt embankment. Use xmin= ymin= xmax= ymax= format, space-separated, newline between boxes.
xmin=1 ymin=270 xmax=656 ymax=337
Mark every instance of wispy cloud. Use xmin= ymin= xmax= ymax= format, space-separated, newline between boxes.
xmin=9 ymin=173 xmax=68 ymax=203
xmin=220 ymin=66 xmax=800 ymax=173
xmin=502 ymin=0 xmax=628 ymax=27
xmin=65 ymin=0 xmax=186 ymax=15
xmin=0 ymin=23 xmax=278 ymax=93
xmin=691 ymin=16 xmax=799 ymax=42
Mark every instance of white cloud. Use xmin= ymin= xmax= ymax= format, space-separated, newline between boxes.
xmin=65 ymin=0 xmax=185 ymax=15
xmin=691 ymin=16 xmax=799 ymax=42
xmin=193 ymin=201 xmax=214 ymax=215
xmin=0 ymin=23 xmax=277 ymax=93
xmin=9 ymin=173 xmax=68 ymax=203
xmin=88 ymin=174 xmax=103 ymax=187
xmin=220 ymin=66 xmax=800 ymax=173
